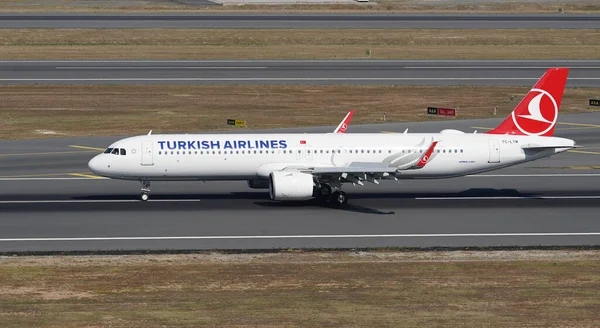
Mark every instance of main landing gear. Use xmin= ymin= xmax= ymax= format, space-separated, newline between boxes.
xmin=140 ymin=180 xmax=151 ymax=201
xmin=316 ymin=183 xmax=348 ymax=206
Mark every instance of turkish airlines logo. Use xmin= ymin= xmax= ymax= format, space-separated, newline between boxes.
xmin=511 ymin=88 xmax=558 ymax=136
xmin=339 ymin=123 xmax=348 ymax=132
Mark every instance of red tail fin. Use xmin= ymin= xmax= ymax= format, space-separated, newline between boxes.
xmin=334 ymin=110 xmax=354 ymax=133
xmin=487 ymin=68 xmax=569 ymax=136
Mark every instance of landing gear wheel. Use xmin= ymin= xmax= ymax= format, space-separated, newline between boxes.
xmin=139 ymin=180 xmax=151 ymax=202
xmin=318 ymin=184 xmax=332 ymax=200
xmin=330 ymin=191 xmax=348 ymax=206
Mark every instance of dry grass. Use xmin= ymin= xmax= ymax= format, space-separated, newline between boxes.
xmin=1 ymin=29 xmax=599 ymax=60
xmin=0 ymin=251 xmax=599 ymax=328
xmin=1 ymin=84 xmax=598 ymax=140
xmin=0 ymin=0 xmax=599 ymax=13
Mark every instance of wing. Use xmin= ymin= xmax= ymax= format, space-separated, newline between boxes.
xmin=290 ymin=141 xmax=438 ymax=185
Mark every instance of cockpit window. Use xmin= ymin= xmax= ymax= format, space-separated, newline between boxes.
xmin=120 ymin=148 xmax=126 ymax=156
xmin=111 ymin=148 xmax=119 ymax=155
xmin=104 ymin=148 xmax=113 ymax=154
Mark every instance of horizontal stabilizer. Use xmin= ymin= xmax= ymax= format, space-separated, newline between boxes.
xmin=521 ymin=144 xmax=578 ymax=150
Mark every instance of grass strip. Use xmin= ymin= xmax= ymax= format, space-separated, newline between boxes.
xmin=1 ymin=29 xmax=599 ymax=60
xmin=1 ymin=85 xmax=599 ymax=140
xmin=0 ymin=251 xmax=599 ymax=327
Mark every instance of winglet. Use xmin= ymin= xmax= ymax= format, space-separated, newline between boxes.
xmin=334 ymin=110 xmax=354 ymax=133
xmin=415 ymin=141 xmax=438 ymax=168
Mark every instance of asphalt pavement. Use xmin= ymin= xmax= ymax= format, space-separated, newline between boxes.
xmin=1 ymin=113 xmax=600 ymax=251
xmin=0 ymin=13 xmax=598 ymax=29
xmin=2 ymin=60 xmax=600 ymax=86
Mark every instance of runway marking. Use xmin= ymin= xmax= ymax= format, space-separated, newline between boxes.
xmin=463 ymin=122 xmax=600 ymax=130
xmin=69 ymin=145 xmax=105 ymax=151
xmin=557 ymin=122 xmax=600 ymax=128
xmin=1 ymin=173 xmax=600 ymax=181
xmin=0 ymin=150 xmax=97 ymax=157
xmin=0 ymin=172 xmax=76 ymax=178
xmin=0 ymin=161 xmax=85 ymax=168
xmin=0 ymin=172 xmax=107 ymax=179
xmin=0 ymin=177 xmax=105 ymax=181
xmin=405 ymin=66 xmax=600 ymax=69
xmin=2 ymin=194 xmax=600 ymax=205
xmin=55 ymin=66 xmax=268 ymax=70
xmin=0 ymin=232 xmax=599 ymax=242
xmin=2 ymin=78 xmax=600 ymax=82
xmin=68 ymin=173 xmax=104 ymax=179
xmin=416 ymin=196 xmax=600 ymax=200
xmin=468 ymin=173 xmax=600 ymax=177
xmin=0 ymin=199 xmax=195 ymax=204
xmin=568 ymin=150 xmax=600 ymax=155
xmin=380 ymin=131 xmax=397 ymax=133
xmin=528 ymin=165 xmax=600 ymax=170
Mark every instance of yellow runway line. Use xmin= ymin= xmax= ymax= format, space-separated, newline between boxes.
xmin=0 ymin=172 xmax=72 ymax=178
xmin=557 ymin=122 xmax=600 ymax=128
xmin=69 ymin=145 xmax=105 ymax=151
xmin=69 ymin=173 xmax=105 ymax=179
xmin=568 ymin=149 xmax=600 ymax=155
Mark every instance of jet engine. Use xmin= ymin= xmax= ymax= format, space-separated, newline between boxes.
xmin=269 ymin=171 xmax=315 ymax=201
xmin=247 ymin=179 xmax=270 ymax=189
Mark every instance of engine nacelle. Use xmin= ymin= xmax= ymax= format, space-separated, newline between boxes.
xmin=247 ymin=179 xmax=269 ymax=189
xmin=269 ymin=171 xmax=315 ymax=201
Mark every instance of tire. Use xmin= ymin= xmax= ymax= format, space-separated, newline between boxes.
xmin=319 ymin=185 xmax=332 ymax=197
xmin=330 ymin=191 xmax=348 ymax=206
xmin=140 ymin=193 xmax=149 ymax=201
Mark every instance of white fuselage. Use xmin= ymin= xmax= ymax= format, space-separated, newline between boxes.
xmin=88 ymin=132 xmax=575 ymax=181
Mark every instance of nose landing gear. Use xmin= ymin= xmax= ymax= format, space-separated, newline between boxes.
xmin=140 ymin=180 xmax=151 ymax=201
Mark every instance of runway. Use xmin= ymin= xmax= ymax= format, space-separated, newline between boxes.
xmin=2 ymin=60 xmax=600 ymax=86
xmin=0 ymin=13 xmax=599 ymax=29
xmin=1 ymin=113 xmax=600 ymax=252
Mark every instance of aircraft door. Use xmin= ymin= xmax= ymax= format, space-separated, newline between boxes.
xmin=305 ymin=147 xmax=314 ymax=161
xmin=141 ymin=141 xmax=154 ymax=166
xmin=488 ymin=140 xmax=500 ymax=163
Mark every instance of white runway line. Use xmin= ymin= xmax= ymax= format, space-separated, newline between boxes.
xmin=0 ymin=199 xmax=200 ymax=204
xmin=405 ymin=66 xmax=600 ymax=69
xmin=1 ymin=232 xmax=599 ymax=242
xmin=55 ymin=66 xmax=268 ymax=70
xmin=415 ymin=196 xmax=600 ymax=200
xmin=0 ymin=178 xmax=108 ymax=181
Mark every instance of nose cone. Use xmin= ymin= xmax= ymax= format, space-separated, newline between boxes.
xmin=88 ymin=155 xmax=107 ymax=177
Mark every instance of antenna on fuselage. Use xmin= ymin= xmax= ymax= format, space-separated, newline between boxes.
xmin=148 ymin=130 xmax=152 ymax=135
xmin=403 ymin=128 xmax=408 ymax=134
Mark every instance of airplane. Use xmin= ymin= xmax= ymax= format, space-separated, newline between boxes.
xmin=88 ymin=68 xmax=576 ymax=206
